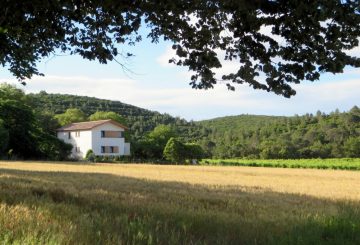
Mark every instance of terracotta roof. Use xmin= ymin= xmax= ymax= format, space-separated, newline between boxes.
xmin=56 ymin=119 xmax=128 ymax=131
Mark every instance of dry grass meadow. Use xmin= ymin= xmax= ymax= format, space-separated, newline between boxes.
xmin=1 ymin=161 xmax=360 ymax=244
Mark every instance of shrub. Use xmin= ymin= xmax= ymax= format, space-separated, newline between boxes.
xmin=85 ymin=149 xmax=95 ymax=163
xmin=163 ymin=137 xmax=186 ymax=164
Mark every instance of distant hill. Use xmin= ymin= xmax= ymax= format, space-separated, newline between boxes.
xmin=196 ymin=108 xmax=360 ymax=159
xmin=197 ymin=114 xmax=287 ymax=132
xmin=27 ymin=91 xmax=203 ymax=141
xmin=28 ymin=91 xmax=360 ymax=159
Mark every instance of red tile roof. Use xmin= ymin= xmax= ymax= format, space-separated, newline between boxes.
xmin=56 ymin=119 xmax=128 ymax=131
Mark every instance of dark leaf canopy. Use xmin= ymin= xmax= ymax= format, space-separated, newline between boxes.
xmin=0 ymin=0 xmax=359 ymax=97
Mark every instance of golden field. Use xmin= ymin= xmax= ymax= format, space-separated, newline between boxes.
xmin=0 ymin=161 xmax=359 ymax=244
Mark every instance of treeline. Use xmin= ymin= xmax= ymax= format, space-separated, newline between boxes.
xmin=196 ymin=110 xmax=360 ymax=159
xmin=2 ymin=85 xmax=359 ymax=160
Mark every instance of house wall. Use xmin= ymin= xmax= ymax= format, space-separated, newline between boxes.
xmin=57 ymin=130 xmax=92 ymax=159
xmin=124 ymin=143 xmax=131 ymax=156
xmin=91 ymin=123 xmax=126 ymax=156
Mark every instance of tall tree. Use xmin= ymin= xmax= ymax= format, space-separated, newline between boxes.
xmin=147 ymin=124 xmax=177 ymax=158
xmin=163 ymin=137 xmax=186 ymax=163
xmin=0 ymin=119 xmax=9 ymax=155
xmin=133 ymin=124 xmax=177 ymax=159
xmin=0 ymin=83 xmax=27 ymax=101
xmin=0 ymin=99 xmax=38 ymax=158
xmin=89 ymin=111 xmax=127 ymax=125
xmin=0 ymin=85 xmax=72 ymax=159
xmin=184 ymin=143 xmax=205 ymax=162
xmin=0 ymin=84 xmax=36 ymax=157
xmin=344 ymin=137 xmax=360 ymax=157
xmin=1 ymin=1 xmax=359 ymax=96
xmin=55 ymin=108 xmax=87 ymax=126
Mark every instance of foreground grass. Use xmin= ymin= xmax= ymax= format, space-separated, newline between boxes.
xmin=0 ymin=161 xmax=360 ymax=244
xmin=201 ymin=158 xmax=360 ymax=170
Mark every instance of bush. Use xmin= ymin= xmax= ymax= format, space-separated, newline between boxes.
xmin=102 ymin=155 xmax=111 ymax=162
xmin=163 ymin=137 xmax=186 ymax=163
xmin=85 ymin=149 xmax=95 ymax=162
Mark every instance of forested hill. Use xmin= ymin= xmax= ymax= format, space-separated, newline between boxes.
xmin=28 ymin=91 xmax=152 ymax=117
xmin=196 ymin=109 xmax=360 ymax=159
xmin=27 ymin=92 xmax=204 ymax=141
xmin=27 ymin=91 xmax=360 ymax=159
xmin=198 ymin=114 xmax=286 ymax=132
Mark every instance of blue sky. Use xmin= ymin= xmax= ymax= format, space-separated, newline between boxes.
xmin=0 ymin=33 xmax=359 ymax=121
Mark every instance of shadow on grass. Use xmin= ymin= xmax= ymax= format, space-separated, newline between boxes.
xmin=0 ymin=168 xmax=359 ymax=245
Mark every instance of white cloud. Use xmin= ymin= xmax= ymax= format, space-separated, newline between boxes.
xmin=259 ymin=25 xmax=286 ymax=45
xmin=345 ymin=43 xmax=360 ymax=57
xmin=156 ymin=46 xmax=176 ymax=67
xmin=1 ymin=70 xmax=359 ymax=121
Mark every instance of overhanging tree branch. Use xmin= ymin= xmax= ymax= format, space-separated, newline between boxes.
xmin=0 ymin=0 xmax=359 ymax=97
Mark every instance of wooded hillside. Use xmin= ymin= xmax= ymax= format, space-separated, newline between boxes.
xmin=28 ymin=92 xmax=205 ymax=142
xmin=197 ymin=110 xmax=360 ymax=159
xmin=27 ymin=92 xmax=360 ymax=159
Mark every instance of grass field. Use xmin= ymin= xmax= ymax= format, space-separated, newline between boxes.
xmin=201 ymin=158 xmax=360 ymax=170
xmin=1 ymin=161 xmax=360 ymax=244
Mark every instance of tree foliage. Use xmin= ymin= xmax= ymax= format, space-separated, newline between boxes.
xmin=27 ymin=92 xmax=360 ymax=160
xmin=197 ymin=107 xmax=360 ymax=159
xmin=184 ymin=143 xmax=205 ymax=162
xmin=0 ymin=85 xmax=72 ymax=159
xmin=163 ymin=138 xmax=205 ymax=163
xmin=28 ymin=92 xmax=195 ymax=142
xmin=55 ymin=108 xmax=87 ymax=126
xmin=1 ymin=1 xmax=359 ymax=96
xmin=134 ymin=125 xmax=177 ymax=159
xmin=0 ymin=99 xmax=38 ymax=158
xmin=0 ymin=119 xmax=9 ymax=154
xmin=89 ymin=111 xmax=127 ymax=125
xmin=163 ymin=137 xmax=186 ymax=163
xmin=344 ymin=137 xmax=360 ymax=157
xmin=148 ymin=124 xmax=177 ymax=146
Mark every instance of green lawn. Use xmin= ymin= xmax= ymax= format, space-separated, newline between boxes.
xmin=201 ymin=158 xmax=360 ymax=170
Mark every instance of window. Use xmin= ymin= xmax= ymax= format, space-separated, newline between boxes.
xmin=101 ymin=131 xmax=122 ymax=138
xmin=75 ymin=146 xmax=80 ymax=153
xmin=101 ymin=146 xmax=119 ymax=153
xmin=75 ymin=131 xmax=80 ymax=137
xmin=68 ymin=132 xmax=71 ymax=139
xmin=111 ymin=146 xmax=119 ymax=153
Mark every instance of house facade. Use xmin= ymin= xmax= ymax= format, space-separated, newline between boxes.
xmin=57 ymin=119 xmax=130 ymax=159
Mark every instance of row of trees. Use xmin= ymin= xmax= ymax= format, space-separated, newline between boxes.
xmin=2 ymin=87 xmax=359 ymax=161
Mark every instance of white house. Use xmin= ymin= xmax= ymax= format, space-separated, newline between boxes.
xmin=57 ymin=119 xmax=130 ymax=159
